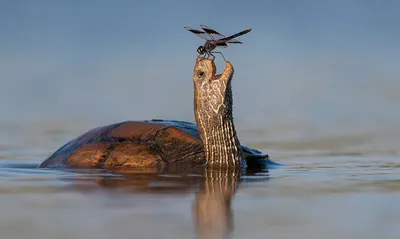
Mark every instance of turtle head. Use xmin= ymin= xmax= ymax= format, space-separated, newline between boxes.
xmin=193 ymin=57 xmax=234 ymax=121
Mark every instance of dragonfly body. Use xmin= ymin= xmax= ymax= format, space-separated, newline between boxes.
xmin=198 ymin=40 xmax=225 ymax=55
xmin=184 ymin=25 xmax=252 ymax=60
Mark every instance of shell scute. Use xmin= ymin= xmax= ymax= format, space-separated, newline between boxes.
xmin=75 ymin=122 xmax=122 ymax=143
xmin=153 ymin=126 xmax=204 ymax=164
xmin=107 ymin=121 xmax=167 ymax=140
xmin=103 ymin=142 xmax=162 ymax=168
xmin=65 ymin=142 xmax=114 ymax=168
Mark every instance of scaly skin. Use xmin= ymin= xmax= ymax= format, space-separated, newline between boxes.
xmin=193 ymin=57 xmax=244 ymax=168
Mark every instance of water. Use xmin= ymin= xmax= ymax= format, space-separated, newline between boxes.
xmin=1 ymin=120 xmax=399 ymax=239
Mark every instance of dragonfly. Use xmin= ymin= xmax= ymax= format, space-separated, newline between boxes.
xmin=184 ymin=25 xmax=252 ymax=61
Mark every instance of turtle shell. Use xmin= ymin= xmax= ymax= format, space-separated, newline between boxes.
xmin=39 ymin=119 xmax=272 ymax=169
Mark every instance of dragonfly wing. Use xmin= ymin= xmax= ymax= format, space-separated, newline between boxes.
xmin=226 ymin=39 xmax=243 ymax=44
xmin=200 ymin=25 xmax=226 ymax=41
xmin=219 ymin=28 xmax=252 ymax=42
xmin=184 ymin=26 xmax=213 ymax=41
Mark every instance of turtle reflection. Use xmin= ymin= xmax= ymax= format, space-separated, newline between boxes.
xmin=193 ymin=168 xmax=241 ymax=239
xmin=63 ymin=167 xmax=268 ymax=239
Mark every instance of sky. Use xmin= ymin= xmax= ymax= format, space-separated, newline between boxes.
xmin=0 ymin=0 xmax=399 ymax=135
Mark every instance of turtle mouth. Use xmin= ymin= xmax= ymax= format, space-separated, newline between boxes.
xmin=211 ymin=60 xmax=233 ymax=82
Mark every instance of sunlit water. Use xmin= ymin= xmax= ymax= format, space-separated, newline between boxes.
xmin=1 ymin=120 xmax=399 ymax=239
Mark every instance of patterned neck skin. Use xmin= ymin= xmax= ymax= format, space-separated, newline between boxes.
xmin=193 ymin=57 xmax=245 ymax=169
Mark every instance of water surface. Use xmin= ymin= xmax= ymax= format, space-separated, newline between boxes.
xmin=1 ymin=120 xmax=399 ymax=239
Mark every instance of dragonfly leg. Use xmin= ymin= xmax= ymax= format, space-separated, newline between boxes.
xmin=199 ymin=53 xmax=206 ymax=59
xmin=211 ymin=51 xmax=227 ymax=62
xmin=209 ymin=52 xmax=216 ymax=60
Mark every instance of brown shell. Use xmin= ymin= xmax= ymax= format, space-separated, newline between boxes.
xmin=39 ymin=120 xmax=270 ymax=169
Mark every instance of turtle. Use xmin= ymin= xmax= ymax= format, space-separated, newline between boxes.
xmin=39 ymin=57 xmax=276 ymax=170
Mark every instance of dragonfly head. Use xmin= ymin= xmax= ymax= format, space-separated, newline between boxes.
xmin=197 ymin=46 xmax=205 ymax=55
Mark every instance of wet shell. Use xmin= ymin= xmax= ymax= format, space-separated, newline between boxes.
xmin=39 ymin=120 xmax=270 ymax=169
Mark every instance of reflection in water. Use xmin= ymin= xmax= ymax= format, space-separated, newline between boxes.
xmin=2 ymin=158 xmax=400 ymax=238
xmin=63 ymin=167 xmax=257 ymax=239
xmin=193 ymin=168 xmax=241 ymax=239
